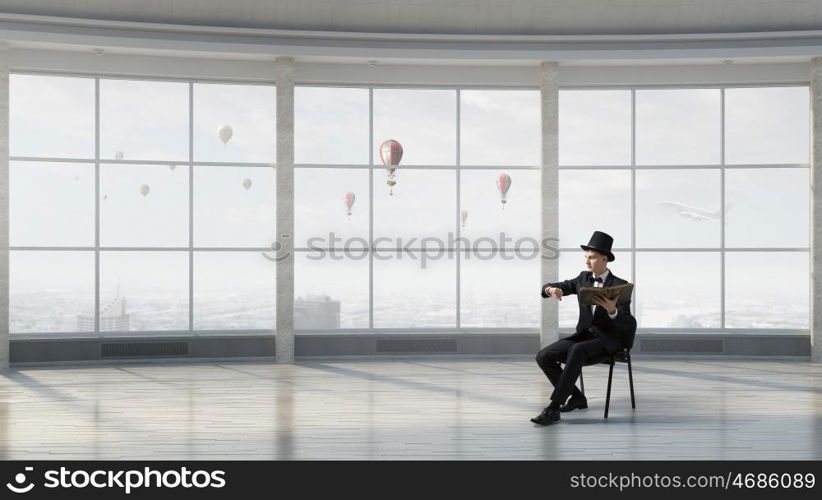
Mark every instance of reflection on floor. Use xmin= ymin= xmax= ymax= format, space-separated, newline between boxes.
xmin=0 ymin=357 xmax=820 ymax=459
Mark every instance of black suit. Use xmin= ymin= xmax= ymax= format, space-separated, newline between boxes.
xmin=536 ymin=270 xmax=637 ymax=407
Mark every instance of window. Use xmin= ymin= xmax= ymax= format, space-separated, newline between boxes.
xmin=559 ymin=85 xmax=809 ymax=333
xmin=635 ymin=89 xmax=720 ymax=165
xmin=294 ymin=86 xmax=540 ymax=332
xmin=9 ymin=74 xmax=276 ymax=335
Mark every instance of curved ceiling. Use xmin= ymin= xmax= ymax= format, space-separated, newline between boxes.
xmin=0 ymin=0 xmax=821 ymax=36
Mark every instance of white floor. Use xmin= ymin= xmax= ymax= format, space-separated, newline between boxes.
xmin=0 ymin=357 xmax=820 ymax=460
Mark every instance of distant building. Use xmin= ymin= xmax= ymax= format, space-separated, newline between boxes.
xmin=77 ymin=295 xmax=130 ymax=332
xmin=295 ymin=295 xmax=340 ymax=330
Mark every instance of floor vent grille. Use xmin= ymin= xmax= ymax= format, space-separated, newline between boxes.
xmin=102 ymin=342 xmax=189 ymax=357
xmin=640 ymin=338 xmax=723 ymax=353
xmin=376 ymin=339 xmax=457 ymax=354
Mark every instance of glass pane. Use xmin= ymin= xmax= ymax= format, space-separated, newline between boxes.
xmin=460 ymin=253 xmax=539 ymax=328
xmin=635 ymin=252 xmax=720 ymax=328
xmin=295 ymin=87 xmax=369 ymax=164
xmin=193 ymin=252 xmax=275 ymax=330
xmin=460 ymin=90 xmax=540 ymax=166
xmin=373 ymin=89 xmax=456 ymax=165
xmin=100 ymin=79 xmax=188 ymax=161
xmin=725 ymin=252 xmax=809 ymax=329
xmin=10 ymin=251 xmax=94 ymax=333
xmin=373 ymin=169 xmax=455 ymax=247
xmin=10 ymin=162 xmax=94 ymax=246
xmin=10 ymin=74 xmax=95 ymax=158
xmin=725 ymin=168 xmax=809 ymax=248
xmin=559 ymin=169 xmax=631 ymax=249
xmin=294 ymin=168 xmax=369 ymax=249
xmin=460 ymin=170 xmax=539 ymax=249
xmin=100 ymin=251 xmax=188 ymax=331
xmin=373 ymin=250 xmax=456 ymax=327
xmin=635 ymin=169 xmax=720 ymax=248
xmin=557 ymin=250 xmax=632 ymax=328
xmin=194 ymin=83 xmax=276 ymax=163
xmin=559 ymin=90 xmax=631 ymax=166
xmin=725 ymin=87 xmax=809 ymax=165
xmin=636 ymin=89 xmax=720 ymax=165
xmin=295 ymin=251 xmax=369 ymax=329
xmin=100 ymin=164 xmax=189 ymax=247
xmin=194 ymin=166 xmax=276 ymax=248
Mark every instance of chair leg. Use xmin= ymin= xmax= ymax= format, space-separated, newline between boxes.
xmin=604 ymin=362 xmax=614 ymax=419
xmin=579 ymin=370 xmax=585 ymax=397
xmin=627 ymin=355 xmax=636 ymax=409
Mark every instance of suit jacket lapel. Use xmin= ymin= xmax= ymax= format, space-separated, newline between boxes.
xmin=604 ymin=270 xmax=616 ymax=288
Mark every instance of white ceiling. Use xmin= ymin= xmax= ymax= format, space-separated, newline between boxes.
xmin=0 ymin=0 xmax=821 ymax=36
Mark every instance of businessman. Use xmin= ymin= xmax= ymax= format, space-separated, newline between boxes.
xmin=532 ymin=230 xmax=636 ymax=425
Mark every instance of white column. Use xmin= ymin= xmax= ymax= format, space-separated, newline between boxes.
xmin=0 ymin=42 xmax=9 ymax=371
xmin=275 ymin=57 xmax=295 ymax=363
xmin=540 ymin=61 xmax=560 ymax=349
xmin=811 ymin=57 xmax=822 ymax=362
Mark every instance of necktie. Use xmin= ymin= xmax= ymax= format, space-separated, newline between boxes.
xmin=591 ymin=276 xmax=603 ymax=284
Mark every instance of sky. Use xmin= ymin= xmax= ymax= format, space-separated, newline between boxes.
xmin=6 ymin=75 xmax=812 ymax=332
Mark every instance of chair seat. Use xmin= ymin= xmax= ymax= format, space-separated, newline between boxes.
xmin=582 ymin=350 xmax=630 ymax=366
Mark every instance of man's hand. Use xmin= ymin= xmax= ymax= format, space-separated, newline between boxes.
xmin=545 ymin=286 xmax=563 ymax=301
xmin=592 ymin=294 xmax=618 ymax=315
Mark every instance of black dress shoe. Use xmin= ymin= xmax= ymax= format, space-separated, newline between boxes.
xmin=530 ymin=407 xmax=561 ymax=425
xmin=560 ymin=396 xmax=588 ymax=413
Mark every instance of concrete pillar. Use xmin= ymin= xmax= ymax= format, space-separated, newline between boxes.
xmin=811 ymin=58 xmax=822 ymax=362
xmin=275 ymin=57 xmax=295 ymax=363
xmin=540 ymin=61 xmax=560 ymax=349
xmin=0 ymin=42 xmax=9 ymax=370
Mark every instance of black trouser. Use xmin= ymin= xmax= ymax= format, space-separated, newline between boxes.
xmin=535 ymin=333 xmax=608 ymax=408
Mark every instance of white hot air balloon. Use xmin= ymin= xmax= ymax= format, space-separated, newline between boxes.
xmin=218 ymin=124 xmax=234 ymax=145
xmin=169 ymin=164 xmax=177 ymax=171
xmin=115 ymin=151 xmax=124 ymax=160
xmin=139 ymin=184 xmax=150 ymax=197
xmin=242 ymin=178 xmax=252 ymax=190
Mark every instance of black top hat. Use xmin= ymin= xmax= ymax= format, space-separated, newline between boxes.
xmin=580 ymin=231 xmax=615 ymax=262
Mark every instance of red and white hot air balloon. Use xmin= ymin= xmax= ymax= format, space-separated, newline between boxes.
xmin=497 ymin=172 xmax=511 ymax=209
xmin=344 ymin=191 xmax=356 ymax=218
xmin=460 ymin=209 xmax=469 ymax=228
xmin=379 ymin=139 xmax=403 ymax=196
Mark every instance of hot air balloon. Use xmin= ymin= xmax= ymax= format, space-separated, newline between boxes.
xmin=460 ymin=209 xmax=469 ymax=228
xmin=115 ymin=151 xmax=124 ymax=160
xmin=344 ymin=191 xmax=356 ymax=218
xmin=218 ymin=124 xmax=233 ymax=145
xmin=139 ymin=184 xmax=150 ymax=197
xmin=169 ymin=164 xmax=177 ymax=171
xmin=379 ymin=139 xmax=403 ymax=196
xmin=497 ymin=172 xmax=511 ymax=209
xmin=103 ymin=194 xmax=108 ymax=201
xmin=242 ymin=178 xmax=252 ymax=190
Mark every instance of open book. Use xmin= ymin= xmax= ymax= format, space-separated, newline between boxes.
xmin=578 ymin=282 xmax=634 ymax=305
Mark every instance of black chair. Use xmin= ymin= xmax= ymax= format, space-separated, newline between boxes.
xmin=577 ymin=348 xmax=636 ymax=419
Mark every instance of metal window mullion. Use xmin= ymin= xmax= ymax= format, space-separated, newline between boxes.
xmin=188 ymin=82 xmax=194 ymax=332
xmin=456 ymin=89 xmax=461 ymax=329
xmin=94 ymin=77 xmax=101 ymax=336
xmin=368 ymin=87 xmax=374 ymax=329
xmin=720 ymin=87 xmax=726 ymax=329
xmin=631 ymin=89 xmax=639 ymax=321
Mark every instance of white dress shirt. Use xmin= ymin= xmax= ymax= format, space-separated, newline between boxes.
xmin=592 ymin=268 xmax=619 ymax=319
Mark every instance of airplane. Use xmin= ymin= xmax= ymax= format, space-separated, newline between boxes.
xmin=658 ymin=201 xmax=732 ymax=222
